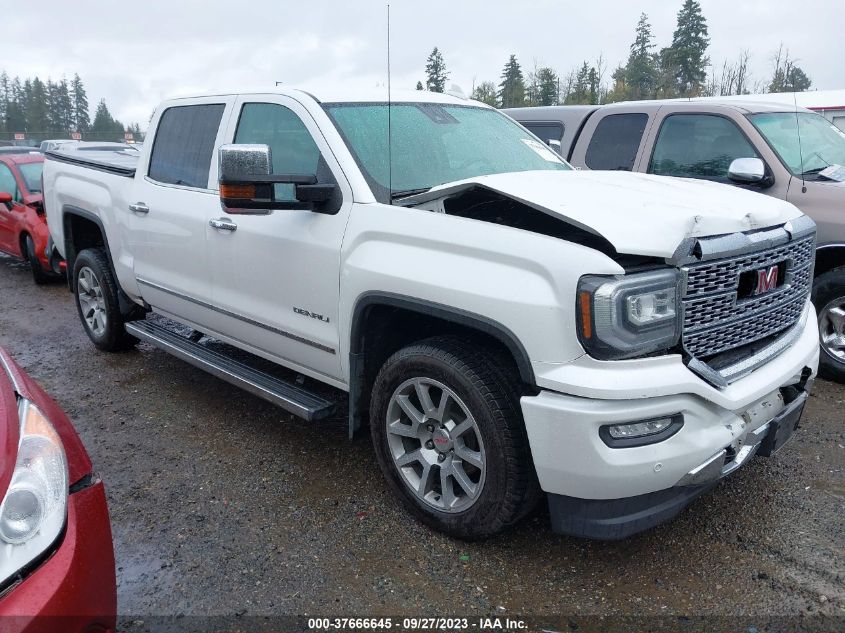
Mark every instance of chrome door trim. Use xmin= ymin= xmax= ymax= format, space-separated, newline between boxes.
xmin=135 ymin=277 xmax=336 ymax=354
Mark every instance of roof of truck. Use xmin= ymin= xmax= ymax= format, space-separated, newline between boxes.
xmin=163 ymin=86 xmax=491 ymax=107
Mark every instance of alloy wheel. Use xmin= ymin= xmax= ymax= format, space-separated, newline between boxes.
xmin=385 ymin=377 xmax=486 ymax=513
xmin=77 ymin=266 xmax=108 ymax=336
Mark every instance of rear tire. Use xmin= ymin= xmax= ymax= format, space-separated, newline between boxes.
xmin=24 ymin=235 xmax=49 ymax=285
xmin=813 ymin=267 xmax=845 ymax=382
xmin=73 ymin=248 xmax=137 ymax=352
xmin=370 ymin=335 xmax=541 ymax=540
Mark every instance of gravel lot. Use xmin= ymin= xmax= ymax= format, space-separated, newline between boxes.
xmin=0 ymin=254 xmax=843 ymax=626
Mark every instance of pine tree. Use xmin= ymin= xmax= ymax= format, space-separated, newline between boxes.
xmin=70 ymin=74 xmax=90 ymax=133
xmin=26 ymin=78 xmax=49 ymax=140
xmin=470 ymin=81 xmax=498 ymax=107
xmin=424 ymin=47 xmax=449 ymax=93
xmin=625 ymin=13 xmax=658 ymax=100
xmin=498 ymin=55 xmax=525 ymax=108
xmin=566 ymin=62 xmax=593 ymax=105
xmin=6 ymin=78 xmax=26 ymax=135
xmin=662 ymin=0 xmax=710 ymax=97
xmin=536 ymin=68 xmax=559 ymax=106
xmin=0 ymin=72 xmax=9 ymax=135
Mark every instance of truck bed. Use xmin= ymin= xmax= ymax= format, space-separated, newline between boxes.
xmin=44 ymin=149 xmax=139 ymax=177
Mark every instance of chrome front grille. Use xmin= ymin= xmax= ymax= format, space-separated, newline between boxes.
xmin=681 ymin=234 xmax=814 ymax=360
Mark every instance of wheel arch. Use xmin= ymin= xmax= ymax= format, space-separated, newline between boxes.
xmin=347 ymin=292 xmax=537 ymax=439
xmin=815 ymin=244 xmax=845 ymax=278
xmin=61 ymin=206 xmax=113 ymax=292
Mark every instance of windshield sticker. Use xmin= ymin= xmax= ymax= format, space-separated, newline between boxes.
xmin=819 ymin=164 xmax=845 ymax=182
xmin=521 ymin=138 xmax=564 ymax=163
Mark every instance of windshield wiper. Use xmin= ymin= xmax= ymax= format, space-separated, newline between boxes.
xmin=390 ymin=187 xmax=430 ymax=201
xmin=801 ymin=166 xmax=826 ymax=176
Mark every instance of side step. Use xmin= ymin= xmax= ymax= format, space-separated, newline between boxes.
xmin=125 ymin=320 xmax=335 ymax=421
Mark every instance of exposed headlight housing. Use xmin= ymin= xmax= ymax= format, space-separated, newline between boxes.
xmin=577 ymin=269 xmax=682 ymax=360
xmin=0 ymin=400 xmax=68 ymax=586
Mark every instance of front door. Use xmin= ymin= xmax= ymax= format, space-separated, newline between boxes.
xmin=129 ymin=99 xmax=232 ymax=330
xmin=207 ymin=96 xmax=351 ymax=383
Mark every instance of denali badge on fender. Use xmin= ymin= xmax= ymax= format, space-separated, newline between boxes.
xmin=293 ymin=307 xmax=330 ymax=323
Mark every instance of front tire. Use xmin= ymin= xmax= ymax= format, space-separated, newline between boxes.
xmin=24 ymin=235 xmax=50 ymax=285
xmin=370 ymin=336 xmax=540 ymax=539
xmin=813 ymin=267 xmax=845 ymax=382
xmin=73 ymin=248 xmax=137 ymax=352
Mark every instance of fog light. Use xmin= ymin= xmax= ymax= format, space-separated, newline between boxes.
xmin=608 ymin=418 xmax=672 ymax=438
xmin=600 ymin=414 xmax=683 ymax=448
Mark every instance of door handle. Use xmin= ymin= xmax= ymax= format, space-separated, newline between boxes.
xmin=209 ymin=218 xmax=237 ymax=232
xmin=129 ymin=202 xmax=149 ymax=214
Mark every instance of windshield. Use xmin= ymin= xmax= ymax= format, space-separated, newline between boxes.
xmin=18 ymin=162 xmax=43 ymax=193
xmin=323 ymin=102 xmax=570 ymax=202
xmin=749 ymin=112 xmax=845 ymax=176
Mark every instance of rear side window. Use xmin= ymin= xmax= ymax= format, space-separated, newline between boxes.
xmin=585 ymin=113 xmax=648 ymax=171
xmin=522 ymin=122 xmax=564 ymax=146
xmin=650 ymin=114 xmax=759 ymax=181
xmin=148 ymin=104 xmax=225 ymax=189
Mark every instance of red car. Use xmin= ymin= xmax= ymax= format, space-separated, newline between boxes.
xmin=0 ymin=153 xmax=64 ymax=284
xmin=0 ymin=348 xmax=116 ymax=632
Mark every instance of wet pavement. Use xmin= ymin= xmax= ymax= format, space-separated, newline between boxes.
xmin=0 ymin=254 xmax=843 ymax=621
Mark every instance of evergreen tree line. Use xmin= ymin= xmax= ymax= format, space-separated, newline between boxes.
xmin=0 ymin=72 xmax=142 ymax=143
xmin=418 ymin=0 xmax=813 ymax=109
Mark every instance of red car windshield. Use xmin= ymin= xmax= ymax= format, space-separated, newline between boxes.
xmin=18 ymin=162 xmax=43 ymax=193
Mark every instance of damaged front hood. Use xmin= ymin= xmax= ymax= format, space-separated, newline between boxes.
xmin=401 ymin=170 xmax=805 ymax=258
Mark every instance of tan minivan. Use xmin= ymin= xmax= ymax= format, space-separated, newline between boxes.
xmin=507 ymin=100 xmax=845 ymax=382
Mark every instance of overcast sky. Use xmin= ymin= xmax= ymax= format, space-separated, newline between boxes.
xmin=3 ymin=0 xmax=842 ymax=128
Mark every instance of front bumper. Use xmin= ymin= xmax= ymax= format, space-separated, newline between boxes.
xmin=0 ymin=480 xmax=117 ymax=631
xmin=521 ymin=303 xmax=819 ymax=540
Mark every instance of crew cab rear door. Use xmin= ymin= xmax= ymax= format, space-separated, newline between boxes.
xmin=568 ymin=104 xmax=659 ymax=172
xmin=205 ymin=95 xmax=352 ymax=383
xmin=128 ymin=97 xmax=235 ymax=330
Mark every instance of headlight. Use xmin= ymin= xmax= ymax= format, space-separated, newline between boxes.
xmin=0 ymin=400 xmax=68 ymax=586
xmin=577 ymin=269 xmax=681 ymax=360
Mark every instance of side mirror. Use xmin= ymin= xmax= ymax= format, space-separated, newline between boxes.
xmin=0 ymin=192 xmax=11 ymax=206
xmin=547 ymin=139 xmax=563 ymax=156
xmin=218 ymin=143 xmax=337 ymax=214
xmin=728 ymin=158 xmax=771 ymax=187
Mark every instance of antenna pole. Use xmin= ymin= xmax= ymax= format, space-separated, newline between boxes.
xmin=387 ymin=4 xmax=393 ymax=204
xmin=793 ymin=91 xmax=806 ymax=193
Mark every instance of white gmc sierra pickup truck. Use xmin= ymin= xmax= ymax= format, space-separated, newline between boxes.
xmin=43 ymin=88 xmax=819 ymax=540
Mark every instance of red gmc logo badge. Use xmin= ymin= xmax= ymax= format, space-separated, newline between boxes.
xmin=754 ymin=265 xmax=779 ymax=295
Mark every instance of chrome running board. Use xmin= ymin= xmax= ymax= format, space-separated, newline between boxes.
xmin=125 ymin=320 xmax=335 ymax=421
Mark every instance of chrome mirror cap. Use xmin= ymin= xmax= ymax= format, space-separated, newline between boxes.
xmin=219 ymin=144 xmax=272 ymax=181
xmin=728 ymin=157 xmax=766 ymax=184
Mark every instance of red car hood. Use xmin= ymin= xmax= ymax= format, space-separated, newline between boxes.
xmin=0 ymin=348 xmax=92 ymax=495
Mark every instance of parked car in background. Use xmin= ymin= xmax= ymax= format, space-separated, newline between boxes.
xmin=0 ymin=153 xmax=64 ymax=283
xmin=507 ymin=100 xmax=845 ymax=381
xmin=0 ymin=147 xmax=40 ymax=156
xmin=38 ymin=140 xmax=79 ymax=153
xmin=0 ymin=348 xmax=116 ymax=630
xmin=44 ymin=88 xmax=818 ymax=540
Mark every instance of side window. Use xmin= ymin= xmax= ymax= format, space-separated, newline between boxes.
xmin=585 ymin=113 xmax=648 ymax=171
xmin=148 ymin=104 xmax=225 ymax=189
xmin=649 ymin=114 xmax=759 ymax=181
xmin=234 ymin=103 xmax=322 ymax=202
xmin=0 ymin=164 xmax=18 ymax=203
xmin=523 ymin=122 xmax=564 ymax=146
